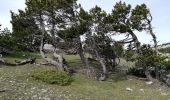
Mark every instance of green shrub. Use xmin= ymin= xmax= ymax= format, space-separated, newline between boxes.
xmin=159 ymin=47 xmax=170 ymax=54
xmin=125 ymin=50 xmax=135 ymax=61
xmin=162 ymin=60 xmax=170 ymax=71
xmin=31 ymin=69 xmax=74 ymax=86
xmin=127 ymin=67 xmax=146 ymax=78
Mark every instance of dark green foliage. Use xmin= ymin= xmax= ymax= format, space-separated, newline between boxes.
xmin=0 ymin=28 xmax=13 ymax=51
xmin=124 ymin=44 xmax=135 ymax=61
xmin=162 ymin=60 xmax=170 ymax=71
xmin=0 ymin=26 xmax=13 ymax=54
xmin=159 ymin=46 xmax=170 ymax=54
xmin=131 ymin=4 xmax=150 ymax=31
xmin=113 ymin=43 xmax=124 ymax=57
xmin=127 ymin=67 xmax=146 ymax=78
xmin=125 ymin=50 xmax=135 ymax=61
xmin=135 ymin=45 xmax=169 ymax=79
xmin=127 ymin=67 xmax=157 ymax=78
xmin=137 ymin=45 xmax=164 ymax=68
xmin=10 ymin=11 xmax=41 ymax=51
xmin=31 ymin=69 xmax=74 ymax=86
xmin=109 ymin=1 xmax=152 ymax=36
xmin=58 ymin=7 xmax=90 ymax=42
xmin=2 ymin=0 xmax=161 ymax=82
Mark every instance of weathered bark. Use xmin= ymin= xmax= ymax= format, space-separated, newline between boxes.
xmin=94 ymin=48 xmax=107 ymax=81
xmin=50 ymin=7 xmax=58 ymax=48
xmin=0 ymin=57 xmax=36 ymax=66
xmin=144 ymin=68 xmax=154 ymax=81
xmin=77 ymin=37 xmax=86 ymax=64
xmin=145 ymin=13 xmax=159 ymax=80
xmin=98 ymin=58 xmax=106 ymax=81
xmin=148 ymin=19 xmax=159 ymax=80
xmin=128 ymin=30 xmax=141 ymax=54
xmin=40 ymin=40 xmax=65 ymax=71
xmin=78 ymin=49 xmax=86 ymax=64
xmin=91 ymin=37 xmax=107 ymax=80
xmin=128 ymin=30 xmax=155 ymax=81
xmin=151 ymin=33 xmax=159 ymax=80
xmin=82 ymin=50 xmax=95 ymax=79
xmin=53 ymin=52 xmax=68 ymax=71
xmin=84 ymin=56 xmax=90 ymax=69
xmin=39 ymin=14 xmax=65 ymax=71
xmin=76 ymin=37 xmax=95 ymax=79
xmin=155 ymin=66 xmax=159 ymax=80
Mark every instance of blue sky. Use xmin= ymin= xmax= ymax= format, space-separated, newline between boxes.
xmin=0 ymin=0 xmax=169 ymax=44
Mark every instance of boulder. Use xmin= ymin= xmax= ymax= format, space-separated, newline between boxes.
xmin=43 ymin=44 xmax=55 ymax=52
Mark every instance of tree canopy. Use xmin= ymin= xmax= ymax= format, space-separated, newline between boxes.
xmin=1 ymin=0 xmax=169 ymax=86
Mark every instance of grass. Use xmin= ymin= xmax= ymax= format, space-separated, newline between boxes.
xmin=63 ymin=54 xmax=84 ymax=69
xmin=0 ymin=53 xmax=170 ymax=100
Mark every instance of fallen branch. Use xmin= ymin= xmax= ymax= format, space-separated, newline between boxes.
xmin=0 ymin=89 xmax=6 ymax=93
xmin=0 ymin=57 xmax=36 ymax=66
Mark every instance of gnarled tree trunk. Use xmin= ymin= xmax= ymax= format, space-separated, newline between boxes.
xmin=77 ymin=37 xmax=86 ymax=64
xmin=147 ymin=13 xmax=159 ymax=80
xmin=128 ymin=30 xmax=154 ymax=81
xmin=40 ymin=46 xmax=64 ymax=71
xmin=93 ymin=45 xmax=107 ymax=81
xmin=148 ymin=21 xmax=159 ymax=80
xmin=144 ymin=68 xmax=154 ymax=81
xmin=39 ymin=14 xmax=66 ymax=71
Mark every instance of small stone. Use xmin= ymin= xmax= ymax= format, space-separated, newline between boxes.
xmin=140 ymin=89 xmax=144 ymax=92
xmin=32 ymin=95 xmax=37 ymax=98
xmin=32 ymin=87 xmax=36 ymax=90
xmin=146 ymin=81 xmax=153 ymax=85
xmin=41 ymin=89 xmax=47 ymax=93
xmin=161 ymin=92 xmax=168 ymax=96
xmin=126 ymin=87 xmax=133 ymax=91
xmin=36 ymin=64 xmax=40 ymax=66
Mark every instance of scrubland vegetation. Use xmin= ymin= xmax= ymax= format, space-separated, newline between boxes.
xmin=0 ymin=0 xmax=170 ymax=99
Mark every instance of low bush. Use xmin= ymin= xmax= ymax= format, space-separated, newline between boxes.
xmin=127 ymin=67 xmax=146 ymax=78
xmin=162 ymin=60 xmax=170 ymax=71
xmin=159 ymin=47 xmax=170 ymax=54
xmin=31 ymin=69 xmax=74 ymax=86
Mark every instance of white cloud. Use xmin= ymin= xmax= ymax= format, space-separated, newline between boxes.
xmin=0 ymin=0 xmax=26 ymax=30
